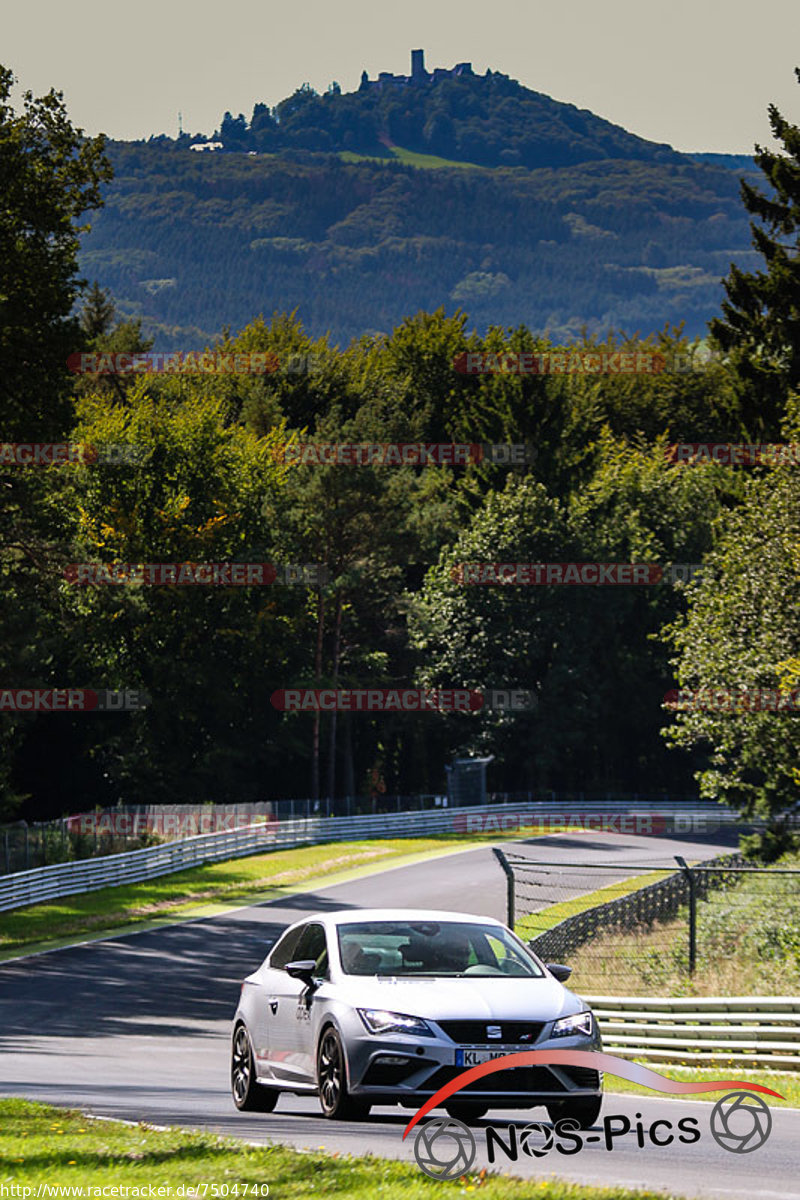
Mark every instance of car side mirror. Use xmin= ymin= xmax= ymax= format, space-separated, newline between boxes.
xmin=286 ymin=959 xmax=319 ymax=986
xmin=546 ymin=962 xmax=572 ymax=982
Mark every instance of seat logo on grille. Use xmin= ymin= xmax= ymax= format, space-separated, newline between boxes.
xmin=486 ymin=1025 xmax=502 ymax=1039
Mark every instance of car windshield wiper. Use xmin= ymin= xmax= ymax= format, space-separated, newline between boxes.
xmin=375 ymin=972 xmax=437 ymax=979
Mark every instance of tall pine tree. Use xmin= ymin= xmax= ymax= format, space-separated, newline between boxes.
xmin=710 ymin=67 xmax=800 ymax=437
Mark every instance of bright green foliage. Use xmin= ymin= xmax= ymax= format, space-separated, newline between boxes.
xmin=661 ymin=465 xmax=800 ymax=856
xmin=410 ymin=440 xmax=723 ymax=791
xmin=0 ymin=66 xmax=111 ymax=439
xmin=58 ymin=385 xmax=290 ymax=803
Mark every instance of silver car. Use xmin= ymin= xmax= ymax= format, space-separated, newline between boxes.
xmin=231 ymin=908 xmax=602 ymax=1124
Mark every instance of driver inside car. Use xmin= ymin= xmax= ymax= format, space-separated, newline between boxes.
xmin=437 ymin=932 xmax=472 ymax=973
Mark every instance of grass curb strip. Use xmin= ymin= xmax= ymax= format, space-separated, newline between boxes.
xmin=0 ymin=1097 xmax=681 ymax=1198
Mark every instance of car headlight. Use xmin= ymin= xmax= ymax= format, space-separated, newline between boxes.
xmin=551 ymin=1011 xmax=594 ymax=1038
xmin=357 ymin=1008 xmax=435 ymax=1037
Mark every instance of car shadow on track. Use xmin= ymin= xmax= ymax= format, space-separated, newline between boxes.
xmin=0 ymin=892 xmax=361 ymax=1040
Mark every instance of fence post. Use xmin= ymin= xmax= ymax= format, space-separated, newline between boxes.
xmin=3 ymin=831 xmax=8 ymax=875
xmin=492 ymin=847 xmax=515 ymax=928
xmin=675 ymin=855 xmax=696 ymax=973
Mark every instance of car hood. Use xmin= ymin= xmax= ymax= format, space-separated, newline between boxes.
xmin=333 ymin=974 xmax=584 ymax=1024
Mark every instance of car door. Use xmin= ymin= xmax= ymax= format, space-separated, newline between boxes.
xmin=252 ymin=924 xmax=304 ymax=1078
xmin=265 ymin=921 xmax=329 ymax=1086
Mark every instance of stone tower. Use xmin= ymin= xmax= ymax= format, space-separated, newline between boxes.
xmin=411 ymin=49 xmax=425 ymax=80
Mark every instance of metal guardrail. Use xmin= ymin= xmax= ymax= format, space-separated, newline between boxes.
xmin=584 ymin=995 xmax=800 ymax=1068
xmin=0 ymin=799 xmax=729 ymax=913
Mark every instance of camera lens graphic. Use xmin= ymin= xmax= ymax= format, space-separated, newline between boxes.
xmin=709 ymin=1091 xmax=772 ymax=1153
xmin=413 ymin=1116 xmax=477 ymax=1180
xmin=519 ymin=1121 xmax=555 ymax=1157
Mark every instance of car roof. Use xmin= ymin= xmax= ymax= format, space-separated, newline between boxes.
xmin=304 ymin=909 xmax=505 ymax=928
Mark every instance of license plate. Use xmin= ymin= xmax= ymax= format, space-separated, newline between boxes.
xmin=455 ymin=1047 xmax=516 ymax=1067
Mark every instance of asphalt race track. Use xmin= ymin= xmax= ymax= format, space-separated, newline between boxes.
xmin=0 ymin=830 xmax=796 ymax=1198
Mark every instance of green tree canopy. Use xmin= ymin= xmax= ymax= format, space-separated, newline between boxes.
xmin=710 ymin=67 xmax=800 ymax=436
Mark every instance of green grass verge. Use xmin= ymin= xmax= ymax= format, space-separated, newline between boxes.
xmin=0 ymin=830 xmax=546 ymax=958
xmin=338 ymin=149 xmax=395 ymax=164
xmin=338 ymin=146 xmax=484 ymax=170
xmin=515 ymin=871 xmax=672 ymax=942
xmin=388 ymin=145 xmax=485 ymax=170
xmin=605 ymin=1062 xmax=799 ymax=1108
xmin=0 ymin=1098 xmax=674 ymax=1198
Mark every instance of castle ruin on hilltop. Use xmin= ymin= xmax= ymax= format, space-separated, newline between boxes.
xmin=359 ymin=49 xmax=478 ymax=90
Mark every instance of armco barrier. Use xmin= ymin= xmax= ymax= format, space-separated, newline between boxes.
xmin=584 ymin=995 xmax=800 ymax=1068
xmin=0 ymin=799 xmax=731 ymax=913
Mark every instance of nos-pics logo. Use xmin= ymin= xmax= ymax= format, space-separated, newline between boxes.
xmin=405 ymin=1052 xmax=781 ymax=1182
xmin=413 ymin=1093 xmax=773 ymax=1181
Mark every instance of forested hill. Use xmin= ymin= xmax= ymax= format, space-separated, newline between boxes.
xmin=80 ymin=142 xmax=759 ymax=350
xmin=78 ymin=64 xmax=761 ymax=350
xmin=206 ymin=67 xmax=684 ymax=170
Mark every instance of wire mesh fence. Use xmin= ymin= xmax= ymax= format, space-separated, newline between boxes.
xmin=500 ymin=851 xmax=800 ymax=996
xmin=0 ymin=820 xmax=158 ymax=876
xmin=0 ymin=802 xmax=294 ymax=874
xmin=0 ymin=800 xmax=428 ymax=875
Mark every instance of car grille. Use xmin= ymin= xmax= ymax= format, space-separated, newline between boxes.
xmin=436 ymin=1020 xmax=544 ymax=1044
xmin=423 ymin=1065 xmax=566 ymax=1094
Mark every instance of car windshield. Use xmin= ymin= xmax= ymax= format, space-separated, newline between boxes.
xmin=336 ymin=919 xmax=544 ymax=978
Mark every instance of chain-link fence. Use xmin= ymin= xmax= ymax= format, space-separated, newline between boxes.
xmin=497 ymin=850 xmax=800 ymax=996
xmin=0 ymin=819 xmax=158 ymax=876
xmin=0 ymin=802 xmax=289 ymax=874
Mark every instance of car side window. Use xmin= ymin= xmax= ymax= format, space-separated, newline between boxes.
xmin=269 ymin=926 xmax=303 ymax=970
xmin=293 ymin=922 xmax=329 ymax=978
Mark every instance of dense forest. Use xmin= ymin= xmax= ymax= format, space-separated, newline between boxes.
xmin=76 ymin=61 xmax=762 ymax=350
xmin=2 ymin=63 xmax=799 ymax=856
xmin=81 ymin=143 xmax=759 ymax=350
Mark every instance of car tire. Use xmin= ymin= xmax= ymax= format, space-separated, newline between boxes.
xmin=444 ymin=1103 xmax=488 ymax=1124
xmin=231 ymin=1024 xmax=279 ymax=1112
xmin=317 ymin=1026 xmax=371 ymax=1120
xmin=546 ymin=1095 xmax=602 ymax=1128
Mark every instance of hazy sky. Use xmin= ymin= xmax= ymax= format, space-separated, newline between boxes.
xmin=5 ymin=0 xmax=800 ymax=152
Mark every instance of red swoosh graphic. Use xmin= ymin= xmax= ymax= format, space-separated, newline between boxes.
xmin=401 ymin=1049 xmax=784 ymax=1139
